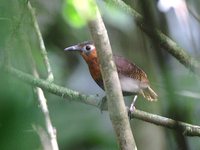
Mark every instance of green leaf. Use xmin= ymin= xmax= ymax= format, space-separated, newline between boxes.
xmin=62 ymin=0 xmax=97 ymax=28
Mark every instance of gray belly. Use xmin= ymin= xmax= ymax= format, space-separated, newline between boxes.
xmin=119 ymin=75 xmax=148 ymax=94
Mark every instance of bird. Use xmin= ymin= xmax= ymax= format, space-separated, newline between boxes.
xmin=64 ymin=41 xmax=158 ymax=112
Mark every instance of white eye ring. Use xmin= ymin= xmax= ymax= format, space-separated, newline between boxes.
xmin=84 ymin=44 xmax=95 ymax=51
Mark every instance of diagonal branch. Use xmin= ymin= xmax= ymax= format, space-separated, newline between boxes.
xmin=131 ymin=109 xmax=200 ymax=136
xmin=27 ymin=2 xmax=57 ymax=150
xmin=105 ymin=0 xmax=200 ymax=75
xmin=4 ymin=66 xmax=200 ymax=137
xmin=28 ymin=1 xmax=54 ymax=82
xmin=87 ymin=2 xmax=137 ymax=150
xmin=5 ymin=66 xmax=100 ymax=107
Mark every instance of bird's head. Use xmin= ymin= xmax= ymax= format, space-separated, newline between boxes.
xmin=64 ymin=41 xmax=97 ymax=62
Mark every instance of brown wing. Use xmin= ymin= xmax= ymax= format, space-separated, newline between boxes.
xmin=114 ymin=55 xmax=149 ymax=83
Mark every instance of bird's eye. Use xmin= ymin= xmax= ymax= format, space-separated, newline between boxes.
xmin=85 ymin=45 xmax=91 ymax=51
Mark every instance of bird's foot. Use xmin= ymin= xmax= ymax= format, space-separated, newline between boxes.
xmin=98 ymin=96 xmax=107 ymax=112
xmin=127 ymin=106 xmax=136 ymax=120
xmin=127 ymin=107 xmax=131 ymax=120
xmin=129 ymin=103 xmax=136 ymax=112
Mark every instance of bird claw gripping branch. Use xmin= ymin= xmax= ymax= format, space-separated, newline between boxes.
xmin=64 ymin=41 xmax=158 ymax=116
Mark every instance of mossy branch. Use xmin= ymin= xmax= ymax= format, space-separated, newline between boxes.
xmin=131 ymin=109 xmax=200 ymax=136
xmin=5 ymin=66 xmax=100 ymax=107
xmin=4 ymin=66 xmax=200 ymax=137
xmin=106 ymin=0 xmax=200 ymax=75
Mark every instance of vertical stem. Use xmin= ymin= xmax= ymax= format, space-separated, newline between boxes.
xmin=27 ymin=2 xmax=58 ymax=150
xmin=88 ymin=2 xmax=137 ymax=150
xmin=28 ymin=1 xmax=54 ymax=82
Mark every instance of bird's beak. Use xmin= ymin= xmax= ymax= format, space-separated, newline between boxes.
xmin=64 ymin=45 xmax=81 ymax=52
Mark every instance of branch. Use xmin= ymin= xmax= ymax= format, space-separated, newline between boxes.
xmin=27 ymin=2 xmax=56 ymax=149
xmin=4 ymin=66 xmax=200 ymax=137
xmin=5 ymin=66 xmax=100 ymax=107
xmin=106 ymin=0 xmax=200 ymax=75
xmin=23 ymin=38 xmax=59 ymax=150
xmin=33 ymin=125 xmax=54 ymax=150
xmin=28 ymin=1 xmax=54 ymax=82
xmin=88 ymin=2 xmax=137 ymax=150
xmin=131 ymin=109 xmax=200 ymax=136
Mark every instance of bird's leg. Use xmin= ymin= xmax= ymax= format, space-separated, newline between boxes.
xmin=130 ymin=95 xmax=138 ymax=112
xmin=128 ymin=95 xmax=138 ymax=119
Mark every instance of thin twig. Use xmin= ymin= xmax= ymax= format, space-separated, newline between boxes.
xmin=88 ymin=2 xmax=137 ymax=150
xmin=27 ymin=2 xmax=58 ymax=150
xmin=33 ymin=125 xmax=53 ymax=150
xmin=28 ymin=1 xmax=54 ymax=82
xmin=131 ymin=109 xmax=200 ymax=136
xmin=28 ymin=50 xmax=59 ymax=150
xmin=4 ymin=66 xmax=200 ymax=137
xmin=34 ymin=86 xmax=58 ymax=150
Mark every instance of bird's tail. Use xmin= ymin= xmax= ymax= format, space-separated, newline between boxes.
xmin=141 ymin=86 xmax=158 ymax=101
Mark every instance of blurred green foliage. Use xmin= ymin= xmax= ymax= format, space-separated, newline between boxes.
xmin=0 ymin=0 xmax=200 ymax=150
xmin=62 ymin=0 xmax=96 ymax=28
